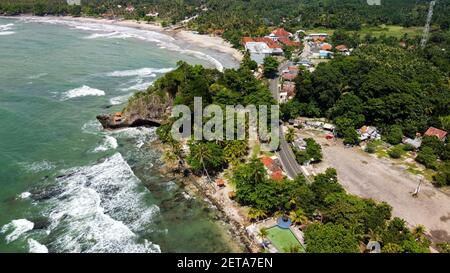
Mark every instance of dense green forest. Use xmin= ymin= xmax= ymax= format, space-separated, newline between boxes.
xmin=141 ymin=61 xmax=431 ymax=253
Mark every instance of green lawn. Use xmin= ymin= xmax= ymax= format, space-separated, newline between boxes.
xmin=266 ymin=226 xmax=305 ymax=253
xmin=305 ymin=25 xmax=423 ymax=39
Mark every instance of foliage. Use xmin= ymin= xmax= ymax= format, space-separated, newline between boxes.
xmin=304 ymin=223 xmax=359 ymax=253
xmin=187 ymin=141 xmax=225 ymax=174
xmin=293 ymin=138 xmax=322 ymax=164
xmin=263 ymin=56 xmax=279 ymax=78
xmin=385 ymin=125 xmax=403 ymax=145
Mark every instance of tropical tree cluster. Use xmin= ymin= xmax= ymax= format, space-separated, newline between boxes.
xmin=232 ymin=162 xmax=431 ymax=253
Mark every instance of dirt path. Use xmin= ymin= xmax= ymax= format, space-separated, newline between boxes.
xmin=301 ymin=130 xmax=450 ymax=243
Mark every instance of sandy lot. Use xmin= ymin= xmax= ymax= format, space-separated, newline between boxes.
xmin=300 ymin=129 xmax=450 ymax=243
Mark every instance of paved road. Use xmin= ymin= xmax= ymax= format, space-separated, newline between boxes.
xmin=269 ymin=60 xmax=309 ymax=181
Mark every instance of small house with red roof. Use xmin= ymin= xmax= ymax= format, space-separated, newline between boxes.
xmin=424 ymin=127 xmax=447 ymax=141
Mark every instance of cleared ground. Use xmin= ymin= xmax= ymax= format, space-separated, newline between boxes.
xmin=299 ymin=129 xmax=450 ymax=243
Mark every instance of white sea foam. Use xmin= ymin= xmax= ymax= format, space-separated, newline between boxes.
xmin=0 ymin=31 xmax=15 ymax=36
xmin=111 ymin=127 xmax=156 ymax=148
xmin=41 ymin=153 xmax=160 ymax=253
xmin=93 ymin=136 xmax=118 ymax=152
xmin=19 ymin=160 xmax=56 ymax=173
xmin=28 ymin=239 xmax=49 ymax=253
xmin=19 ymin=192 xmax=32 ymax=199
xmin=0 ymin=23 xmax=14 ymax=31
xmin=110 ymin=93 xmax=133 ymax=105
xmin=20 ymin=17 xmax=225 ymax=70
xmin=107 ymin=67 xmax=172 ymax=77
xmin=120 ymin=80 xmax=154 ymax=92
xmin=62 ymin=85 xmax=105 ymax=100
xmin=81 ymin=119 xmax=102 ymax=135
xmin=1 ymin=219 xmax=34 ymax=243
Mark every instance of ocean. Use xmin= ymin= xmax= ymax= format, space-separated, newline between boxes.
xmin=0 ymin=17 xmax=242 ymax=253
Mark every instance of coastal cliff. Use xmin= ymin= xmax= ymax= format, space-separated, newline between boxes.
xmin=97 ymin=88 xmax=173 ymax=130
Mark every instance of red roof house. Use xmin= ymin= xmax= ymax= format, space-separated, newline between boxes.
xmin=335 ymin=44 xmax=348 ymax=52
xmin=260 ymin=156 xmax=274 ymax=168
xmin=424 ymin=127 xmax=448 ymax=141
xmin=282 ymin=73 xmax=297 ymax=81
xmin=320 ymin=43 xmax=332 ymax=51
xmin=272 ymin=28 xmax=291 ymax=39
xmin=254 ymin=37 xmax=282 ymax=49
xmin=242 ymin=37 xmax=254 ymax=45
xmin=271 ymin=170 xmax=284 ymax=181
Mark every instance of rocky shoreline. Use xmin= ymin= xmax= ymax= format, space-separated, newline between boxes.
xmin=155 ymin=142 xmax=260 ymax=253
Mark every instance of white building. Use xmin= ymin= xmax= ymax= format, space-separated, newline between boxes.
xmin=244 ymin=42 xmax=272 ymax=65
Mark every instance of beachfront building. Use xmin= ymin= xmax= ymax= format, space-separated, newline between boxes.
xmin=244 ymin=42 xmax=273 ymax=64
xmin=358 ymin=126 xmax=381 ymax=141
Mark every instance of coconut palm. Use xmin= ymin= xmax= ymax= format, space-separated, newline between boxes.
xmin=248 ymin=208 xmax=267 ymax=222
xmin=289 ymin=208 xmax=308 ymax=225
xmin=285 ymin=127 xmax=296 ymax=143
xmin=412 ymin=225 xmax=427 ymax=242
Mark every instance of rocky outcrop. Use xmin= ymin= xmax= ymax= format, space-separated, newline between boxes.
xmin=97 ymin=92 xmax=173 ymax=130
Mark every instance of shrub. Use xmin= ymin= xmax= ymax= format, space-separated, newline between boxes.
xmin=388 ymin=146 xmax=403 ymax=159
xmin=385 ymin=125 xmax=403 ymax=145
xmin=415 ymin=147 xmax=438 ymax=169
xmin=365 ymin=141 xmax=377 ymax=153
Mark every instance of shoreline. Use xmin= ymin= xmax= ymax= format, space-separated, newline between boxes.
xmin=156 ymin=143 xmax=259 ymax=253
xmin=1 ymin=15 xmax=243 ymax=68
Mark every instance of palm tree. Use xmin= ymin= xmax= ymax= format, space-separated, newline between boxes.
xmin=285 ymin=127 xmax=296 ymax=143
xmin=412 ymin=225 xmax=427 ymax=242
xmin=190 ymin=142 xmax=214 ymax=183
xmin=289 ymin=208 xmax=308 ymax=225
xmin=248 ymin=208 xmax=267 ymax=222
xmin=162 ymin=149 xmax=178 ymax=169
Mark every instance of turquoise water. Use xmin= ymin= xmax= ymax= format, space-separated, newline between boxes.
xmin=0 ymin=17 xmax=242 ymax=253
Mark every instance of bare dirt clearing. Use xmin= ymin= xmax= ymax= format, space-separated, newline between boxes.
xmin=299 ymin=129 xmax=450 ymax=243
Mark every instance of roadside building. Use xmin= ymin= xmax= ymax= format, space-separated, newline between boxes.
xmin=305 ymin=33 xmax=329 ymax=41
xmin=320 ymin=43 xmax=332 ymax=51
xmin=358 ymin=126 xmax=381 ymax=141
xmin=424 ymin=127 xmax=448 ymax=141
xmin=403 ymin=137 xmax=422 ymax=149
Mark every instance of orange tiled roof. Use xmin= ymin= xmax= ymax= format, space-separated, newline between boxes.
xmin=216 ymin=179 xmax=225 ymax=186
xmin=278 ymin=37 xmax=301 ymax=47
xmin=424 ymin=127 xmax=448 ymax=140
xmin=254 ymin=37 xmax=282 ymax=49
xmin=272 ymin=28 xmax=291 ymax=38
xmin=260 ymin=156 xmax=274 ymax=168
xmin=335 ymin=44 xmax=348 ymax=51
xmin=271 ymin=170 xmax=284 ymax=181
xmin=321 ymin=43 xmax=332 ymax=51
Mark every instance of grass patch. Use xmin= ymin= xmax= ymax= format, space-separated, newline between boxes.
xmin=266 ymin=226 xmax=305 ymax=253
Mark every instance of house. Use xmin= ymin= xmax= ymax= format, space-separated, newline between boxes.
xmin=424 ymin=127 xmax=447 ymax=141
xmin=278 ymin=37 xmax=301 ymax=47
xmin=271 ymin=170 xmax=284 ymax=181
xmin=305 ymin=33 xmax=329 ymax=41
xmin=320 ymin=43 xmax=332 ymax=51
xmin=293 ymin=138 xmax=307 ymax=151
xmin=244 ymin=42 xmax=272 ymax=64
xmin=403 ymin=137 xmax=422 ymax=149
xmin=243 ymin=37 xmax=283 ymax=57
xmin=358 ymin=126 xmax=381 ymax=141
xmin=322 ymin=123 xmax=335 ymax=131
xmin=282 ymin=73 xmax=297 ymax=81
xmin=282 ymin=82 xmax=296 ymax=96
xmin=126 ymin=5 xmax=135 ymax=12
xmin=319 ymin=50 xmax=333 ymax=58
xmin=335 ymin=44 xmax=348 ymax=52
xmin=228 ymin=191 xmax=236 ymax=199
xmin=268 ymin=28 xmax=293 ymax=41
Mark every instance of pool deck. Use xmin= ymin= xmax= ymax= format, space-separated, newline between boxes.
xmin=246 ymin=217 xmax=306 ymax=253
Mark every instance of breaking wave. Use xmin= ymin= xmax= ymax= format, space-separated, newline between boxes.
xmin=110 ymin=93 xmax=133 ymax=105
xmin=107 ymin=67 xmax=172 ymax=77
xmin=1 ymin=219 xmax=34 ymax=243
xmin=62 ymin=85 xmax=105 ymax=100
xmin=39 ymin=153 xmax=160 ymax=253
xmin=0 ymin=23 xmax=15 ymax=36
xmin=28 ymin=239 xmax=49 ymax=253
xmin=93 ymin=135 xmax=118 ymax=152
